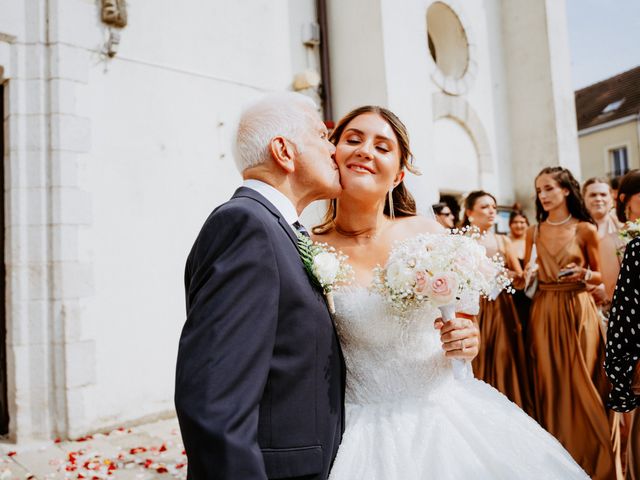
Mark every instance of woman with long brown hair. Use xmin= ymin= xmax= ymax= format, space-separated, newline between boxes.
xmin=315 ymin=107 xmax=589 ymax=479
xmin=461 ymin=191 xmax=532 ymax=413
xmin=525 ymin=166 xmax=620 ymax=479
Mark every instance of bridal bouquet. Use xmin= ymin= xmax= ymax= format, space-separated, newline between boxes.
xmin=297 ymin=234 xmax=353 ymax=314
xmin=371 ymin=229 xmax=513 ymax=314
xmin=371 ymin=229 xmax=512 ymax=379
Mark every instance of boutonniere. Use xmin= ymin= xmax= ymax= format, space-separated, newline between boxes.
xmin=296 ymin=233 xmax=353 ymax=314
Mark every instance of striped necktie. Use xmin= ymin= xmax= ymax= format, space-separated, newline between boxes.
xmin=292 ymin=221 xmax=310 ymax=238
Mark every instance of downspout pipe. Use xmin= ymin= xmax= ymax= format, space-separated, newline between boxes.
xmin=316 ymin=0 xmax=333 ymax=124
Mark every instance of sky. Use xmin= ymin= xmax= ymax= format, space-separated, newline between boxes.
xmin=566 ymin=0 xmax=640 ymax=90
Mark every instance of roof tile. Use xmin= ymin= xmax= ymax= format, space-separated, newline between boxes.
xmin=575 ymin=65 xmax=640 ymax=131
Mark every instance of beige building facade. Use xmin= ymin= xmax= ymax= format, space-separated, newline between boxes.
xmin=576 ymin=66 xmax=640 ymax=181
xmin=579 ymin=118 xmax=640 ymax=180
xmin=0 ymin=0 xmax=580 ymax=442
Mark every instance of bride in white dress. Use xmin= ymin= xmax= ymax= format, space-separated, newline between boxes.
xmin=311 ymin=106 xmax=590 ymax=479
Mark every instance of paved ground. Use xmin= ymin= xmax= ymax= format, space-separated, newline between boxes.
xmin=0 ymin=417 xmax=187 ymax=479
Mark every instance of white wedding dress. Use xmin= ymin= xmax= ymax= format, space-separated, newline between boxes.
xmin=328 ymin=286 xmax=589 ymax=480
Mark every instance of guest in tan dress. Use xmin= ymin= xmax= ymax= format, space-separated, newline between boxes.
xmin=525 ymin=166 xmax=621 ymax=480
xmin=508 ymin=206 xmax=532 ymax=336
xmin=583 ymin=177 xmax=623 ymax=313
xmin=462 ymin=191 xmax=532 ymax=413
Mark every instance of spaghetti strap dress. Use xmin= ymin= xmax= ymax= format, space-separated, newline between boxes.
xmin=528 ymin=224 xmax=620 ymax=480
xmin=472 ymin=235 xmax=533 ymax=414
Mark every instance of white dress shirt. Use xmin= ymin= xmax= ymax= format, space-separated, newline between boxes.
xmin=242 ymin=179 xmax=300 ymax=229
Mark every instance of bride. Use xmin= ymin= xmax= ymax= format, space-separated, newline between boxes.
xmin=312 ymin=106 xmax=589 ymax=479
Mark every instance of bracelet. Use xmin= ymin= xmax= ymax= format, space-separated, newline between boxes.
xmin=583 ymin=268 xmax=592 ymax=283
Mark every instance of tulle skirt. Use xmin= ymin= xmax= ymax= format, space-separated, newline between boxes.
xmin=329 ymin=378 xmax=588 ymax=480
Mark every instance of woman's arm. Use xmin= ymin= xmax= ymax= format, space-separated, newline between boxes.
xmin=559 ymin=223 xmax=602 ymax=285
xmin=523 ymin=225 xmax=535 ymax=265
xmin=580 ymin=223 xmax=603 ymax=285
xmin=503 ymin=236 xmax=524 ymax=290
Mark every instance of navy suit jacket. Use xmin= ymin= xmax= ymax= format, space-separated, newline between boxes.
xmin=175 ymin=187 xmax=344 ymax=479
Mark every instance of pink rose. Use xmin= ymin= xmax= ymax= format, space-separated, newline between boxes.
xmin=426 ymin=273 xmax=458 ymax=306
xmin=414 ymin=270 xmax=428 ymax=294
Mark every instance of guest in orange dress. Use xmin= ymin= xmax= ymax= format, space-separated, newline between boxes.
xmin=463 ymin=191 xmax=532 ymax=413
xmin=525 ymin=166 xmax=620 ymax=480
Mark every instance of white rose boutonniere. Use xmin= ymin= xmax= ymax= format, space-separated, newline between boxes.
xmin=296 ymin=233 xmax=353 ymax=314
xmin=312 ymin=251 xmax=341 ymax=285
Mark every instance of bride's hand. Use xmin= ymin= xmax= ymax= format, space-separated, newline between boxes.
xmin=435 ymin=315 xmax=480 ymax=360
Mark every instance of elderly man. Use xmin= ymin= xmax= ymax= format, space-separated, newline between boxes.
xmin=175 ymin=92 xmax=344 ymax=480
xmin=175 ymin=93 xmax=481 ymax=480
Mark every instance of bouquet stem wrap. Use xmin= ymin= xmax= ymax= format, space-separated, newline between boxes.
xmin=438 ymin=304 xmax=473 ymax=380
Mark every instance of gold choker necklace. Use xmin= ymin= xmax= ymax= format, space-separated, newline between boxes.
xmin=333 ymin=222 xmax=379 ymax=239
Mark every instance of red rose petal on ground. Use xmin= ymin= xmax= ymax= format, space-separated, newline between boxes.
xmin=159 ymin=444 xmax=167 ymax=453
xmin=129 ymin=447 xmax=147 ymax=455
xmin=175 ymin=463 xmax=186 ymax=469
xmin=54 ymin=438 xmax=62 ymax=443
xmin=6 ymin=452 xmax=16 ymax=457
xmin=156 ymin=466 xmax=168 ymax=473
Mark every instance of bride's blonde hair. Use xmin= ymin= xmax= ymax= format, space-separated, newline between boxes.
xmin=313 ymin=106 xmax=420 ymax=234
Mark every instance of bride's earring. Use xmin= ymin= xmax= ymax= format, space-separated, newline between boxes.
xmin=388 ymin=188 xmax=395 ymax=220
xmin=468 ymin=216 xmax=474 ymax=223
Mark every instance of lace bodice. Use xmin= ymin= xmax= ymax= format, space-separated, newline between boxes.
xmin=333 ymin=287 xmax=457 ymax=405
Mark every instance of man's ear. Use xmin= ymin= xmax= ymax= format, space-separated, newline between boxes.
xmin=619 ymin=193 xmax=626 ymax=203
xmin=393 ymin=169 xmax=405 ymax=188
xmin=269 ymin=136 xmax=296 ymax=173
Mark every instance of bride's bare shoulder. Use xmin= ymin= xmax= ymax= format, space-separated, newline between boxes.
xmin=395 ymin=215 xmax=445 ymax=235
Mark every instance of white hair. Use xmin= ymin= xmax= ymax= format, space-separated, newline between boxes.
xmin=233 ymin=92 xmax=318 ymax=172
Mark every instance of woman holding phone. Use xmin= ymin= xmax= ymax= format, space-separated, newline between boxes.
xmin=524 ymin=167 xmax=620 ymax=480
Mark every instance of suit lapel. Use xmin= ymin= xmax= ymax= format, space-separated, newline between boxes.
xmin=232 ymin=187 xmax=299 ymax=248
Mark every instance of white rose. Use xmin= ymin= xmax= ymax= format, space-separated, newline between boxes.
xmin=386 ymin=260 xmax=415 ymax=291
xmin=313 ymin=251 xmax=340 ymax=285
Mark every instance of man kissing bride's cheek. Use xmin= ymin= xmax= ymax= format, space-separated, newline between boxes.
xmin=175 ymin=97 xmax=592 ymax=480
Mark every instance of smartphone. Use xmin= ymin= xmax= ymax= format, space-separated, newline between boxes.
xmin=557 ymin=269 xmax=575 ymax=278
